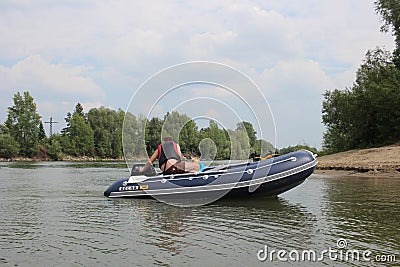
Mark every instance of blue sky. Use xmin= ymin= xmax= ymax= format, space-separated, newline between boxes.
xmin=0 ymin=0 xmax=394 ymax=149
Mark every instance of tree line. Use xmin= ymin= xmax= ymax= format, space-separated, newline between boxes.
xmin=322 ymin=0 xmax=400 ymax=153
xmin=0 ymin=91 xmax=286 ymax=160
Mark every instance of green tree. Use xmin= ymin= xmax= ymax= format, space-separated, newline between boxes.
xmin=161 ymin=111 xmax=201 ymax=156
xmin=200 ymin=121 xmax=230 ymax=159
xmin=88 ymin=106 xmax=123 ymax=158
xmin=229 ymin=123 xmax=251 ymax=160
xmin=62 ymin=103 xmax=94 ymax=156
xmin=145 ymin=117 xmax=163 ymax=155
xmin=123 ymin=112 xmax=148 ymax=159
xmin=74 ymin=103 xmax=85 ymax=117
xmin=279 ymin=145 xmax=318 ymax=155
xmin=375 ymin=0 xmax=400 ymax=67
xmin=0 ymin=133 xmax=19 ymax=158
xmin=322 ymin=89 xmax=353 ymax=152
xmin=177 ymin=118 xmax=199 ymax=156
xmin=123 ymin=112 xmax=138 ymax=159
xmin=70 ymin=113 xmax=94 ymax=156
xmin=111 ymin=109 xmax=124 ymax=158
xmin=198 ymin=137 xmax=217 ymax=160
xmin=322 ymin=48 xmax=400 ymax=152
xmin=47 ymin=135 xmax=63 ymax=161
xmin=0 ymin=124 xmax=6 ymax=133
xmin=351 ymin=49 xmax=400 ymax=146
xmin=162 ymin=111 xmax=189 ymax=140
xmin=6 ymin=91 xmax=41 ymax=157
xmin=253 ymin=139 xmax=275 ymax=156
xmin=238 ymin=121 xmax=257 ymax=149
xmin=38 ymin=121 xmax=46 ymax=141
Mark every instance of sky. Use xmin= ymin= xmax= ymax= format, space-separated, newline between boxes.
xmin=0 ymin=0 xmax=395 ymax=149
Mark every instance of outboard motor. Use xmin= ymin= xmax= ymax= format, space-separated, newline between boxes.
xmin=130 ymin=163 xmax=157 ymax=177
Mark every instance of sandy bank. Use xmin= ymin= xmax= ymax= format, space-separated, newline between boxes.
xmin=316 ymin=144 xmax=400 ymax=177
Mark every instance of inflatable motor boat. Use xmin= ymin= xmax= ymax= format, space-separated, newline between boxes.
xmin=104 ymin=150 xmax=317 ymax=201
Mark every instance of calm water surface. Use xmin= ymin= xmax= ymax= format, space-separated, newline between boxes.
xmin=0 ymin=161 xmax=398 ymax=266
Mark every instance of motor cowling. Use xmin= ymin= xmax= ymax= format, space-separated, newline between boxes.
xmin=130 ymin=163 xmax=157 ymax=177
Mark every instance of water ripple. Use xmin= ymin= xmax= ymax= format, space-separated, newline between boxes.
xmin=0 ymin=165 xmax=399 ymax=266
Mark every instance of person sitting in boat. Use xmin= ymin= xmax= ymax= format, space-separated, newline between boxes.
xmin=139 ymin=136 xmax=200 ymax=175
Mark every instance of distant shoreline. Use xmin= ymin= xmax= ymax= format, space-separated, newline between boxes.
xmin=2 ymin=144 xmax=400 ymax=178
xmin=316 ymin=144 xmax=400 ymax=178
xmin=0 ymin=156 xmax=126 ymax=162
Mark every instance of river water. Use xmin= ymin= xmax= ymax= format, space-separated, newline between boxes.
xmin=0 ymin=161 xmax=398 ymax=266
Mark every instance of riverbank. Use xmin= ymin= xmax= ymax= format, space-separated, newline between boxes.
xmin=0 ymin=156 xmax=125 ymax=162
xmin=316 ymin=144 xmax=400 ymax=177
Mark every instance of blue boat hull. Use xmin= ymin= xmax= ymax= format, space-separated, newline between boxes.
xmin=104 ymin=150 xmax=317 ymax=201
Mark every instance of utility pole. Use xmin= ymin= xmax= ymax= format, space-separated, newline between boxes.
xmin=44 ymin=117 xmax=59 ymax=137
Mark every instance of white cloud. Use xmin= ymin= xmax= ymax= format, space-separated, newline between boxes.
xmin=0 ymin=0 xmax=396 ymax=147
xmin=259 ymin=59 xmax=334 ymax=94
xmin=0 ymin=55 xmax=105 ymax=134
xmin=110 ymin=29 xmax=165 ymax=66
xmin=0 ymin=55 xmax=102 ymax=96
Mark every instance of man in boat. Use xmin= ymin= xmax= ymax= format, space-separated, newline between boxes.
xmin=139 ymin=136 xmax=201 ymax=175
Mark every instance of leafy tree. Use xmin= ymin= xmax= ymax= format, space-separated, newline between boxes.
xmin=70 ymin=113 xmax=94 ymax=156
xmin=0 ymin=124 xmax=7 ymax=134
xmin=47 ymin=135 xmax=63 ymax=161
xmin=122 ymin=111 xmax=135 ymax=158
xmin=0 ymin=133 xmax=19 ymax=158
xmin=322 ymin=48 xmax=400 ymax=152
xmin=38 ymin=121 xmax=46 ymax=141
xmin=229 ymin=123 xmax=251 ymax=160
xmin=177 ymin=119 xmax=199 ymax=156
xmin=61 ymin=112 xmax=72 ymax=136
xmin=61 ymin=103 xmax=83 ymax=135
xmin=123 ymin=112 xmax=141 ymax=159
xmin=6 ymin=91 xmax=41 ymax=157
xmin=88 ymin=106 xmax=123 ymax=158
xmin=198 ymin=137 xmax=217 ymax=160
xmin=123 ymin=112 xmax=148 ymax=159
xmin=0 ymin=91 xmax=277 ymax=161
xmin=238 ymin=121 xmax=257 ymax=149
xmin=111 ymin=109 xmax=124 ymax=158
xmin=145 ymin=117 xmax=163 ymax=155
xmin=200 ymin=121 xmax=230 ymax=159
xmin=322 ymin=89 xmax=353 ymax=152
xmin=62 ymin=103 xmax=94 ymax=156
xmin=161 ymin=111 xmax=201 ymax=157
xmin=113 ymin=109 xmax=266 ymax=160
xmin=375 ymin=0 xmax=400 ymax=67
xmin=162 ymin=112 xmax=189 ymax=140
xmin=253 ymin=139 xmax=275 ymax=156
xmin=279 ymin=145 xmax=318 ymax=155
xmin=351 ymin=49 xmax=400 ymax=146
xmin=74 ymin=103 xmax=85 ymax=117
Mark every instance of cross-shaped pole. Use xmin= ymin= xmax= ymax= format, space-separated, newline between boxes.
xmin=44 ymin=117 xmax=59 ymax=137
